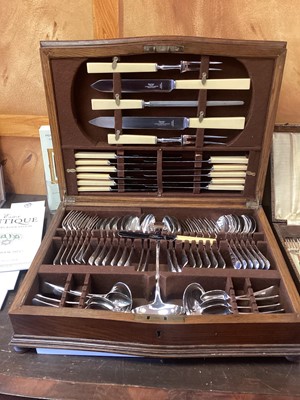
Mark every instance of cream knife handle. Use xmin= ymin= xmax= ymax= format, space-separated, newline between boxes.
xmin=108 ymin=134 xmax=157 ymax=145
xmin=210 ymin=156 xmax=248 ymax=164
xmin=76 ymin=166 xmax=117 ymax=172
xmin=75 ymin=151 xmax=117 ymax=159
xmin=78 ymin=186 xmax=112 ymax=192
xmin=175 ymin=78 xmax=250 ymax=90
xmin=189 ymin=117 xmax=245 ymax=130
xmin=207 ymin=184 xmax=244 ymax=191
xmin=87 ymin=62 xmax=157 ymax=73
xmin=212 ymin=164 xmax=248 ymax=171
xmin=76 ymin=173 xmax=112 ymax=179
xmin=210 ymin=177 xmax=245 ymax=185
xmin=209 ymin=170 xmax=247 ymax=178
xmin=92 ymin=99 xmax=144 ymax=110
xmin=77 ymin=180 xmax=116 ymax=186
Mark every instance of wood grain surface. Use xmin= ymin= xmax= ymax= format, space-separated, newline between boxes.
xmin=0 ymin=0 xmax=93 ymax=116
xmin=0 ymin=136 xmax=46 ymax=194
xmin=115 ymin=0 xmax=300 ymax=124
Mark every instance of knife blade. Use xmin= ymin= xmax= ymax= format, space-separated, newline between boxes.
xmin=91 ymin=99 xmax=245 ymax=110
xmin=87 ymin=60 xmax=222 ymax=74
xmin=90 ymin=116 xmax=245 ymax=130
xmin=91 ymin=78 xmax=250 ymax=92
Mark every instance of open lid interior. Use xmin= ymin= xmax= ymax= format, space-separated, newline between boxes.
xmin=272 ymin=129 xmax=300 ymax=224
xmin=40 ymin=37 xmax=286 ymax=207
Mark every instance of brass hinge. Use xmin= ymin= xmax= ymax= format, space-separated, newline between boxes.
xmin=246 ymin=199 xmax=260 ymax=209
xmin=144 ymin=45 xmax=184 ymax=53
xmin=64 ymin=196 xmax=76 ymax=205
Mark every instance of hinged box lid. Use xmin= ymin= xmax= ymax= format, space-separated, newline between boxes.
xmin=40 ymin=36 xmax=287 ymax=209
xmin=272 ymin=125 xmax=300 ymax=225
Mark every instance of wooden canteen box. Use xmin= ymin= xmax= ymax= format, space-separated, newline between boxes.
xmin=9 ymin=36 xmax=300 ymax=359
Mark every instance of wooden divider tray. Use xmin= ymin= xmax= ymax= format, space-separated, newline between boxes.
xmin=9 ymin=37 xmax=300 ymax=358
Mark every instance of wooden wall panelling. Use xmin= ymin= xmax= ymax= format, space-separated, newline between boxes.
xmin=92 ymin=0 xmax=120 ymax=38
xmin=0 ymin=0 xmax=94 ymax=194
xmin=99 ymin=0 xmax=299 ymax=124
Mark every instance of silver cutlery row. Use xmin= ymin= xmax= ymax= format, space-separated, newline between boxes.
xmin=33 ymin=280 xmax=284 ymax=315
xmin=52 ymin=234 xmax=270 ymax=270
xmin=55 ymin=211 xmax=256 ymax=237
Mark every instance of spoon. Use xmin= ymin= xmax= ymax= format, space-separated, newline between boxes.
xmin=132 ymin=240 xmax=185 ymax=316
xmin=32 ymin=293 xmax=117 ymax=311
xmin=42 ymin=281 xmax=132 ymax=308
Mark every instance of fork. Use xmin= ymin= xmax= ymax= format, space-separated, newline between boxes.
xmin=157 ymin=135 xmax=226 ymax=146
xmin=285 ymin=238 xmax=300 ymax=264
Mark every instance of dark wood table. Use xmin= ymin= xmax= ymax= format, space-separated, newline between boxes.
xmin=1 ymin=195 xmax=300 ymax=399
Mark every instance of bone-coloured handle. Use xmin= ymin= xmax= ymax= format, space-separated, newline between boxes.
xmin=87 ymin=62 xmax=157 ymax=73
xmin=75 ymin=159 xmax=111 ymax=166
xmin=76 ymin=173 xmax=112 ymax=180
xmin=210 ymin=177 xmax=245 ymax=185
xmin=175 ymin=78 xmax=250 ymax=90
xmin=207 ymin=184 xmax=244 ymax=191
xmin=76 ymin=166 xmax=117 ymax=172
xmin=189 ymin=117 xmax=245 ymax=130
xmin=77 ymin=180 xmax=116 ymax=186
xmin=209 ymin=170 xmax=246 ymax=178
xmin=75 ymin=152 xmax=116 ymax=159
xmin=108 ymin=134 xmax=157 ymax=145
xmin=92 ymin=99 xmax=144 ymax=110
xmin=78 ymin=186 xmax=112 ymax=192
xmin=211 ymin=164 xmax=248 ymax=171
xmin=210 ymin=156 xmax=248 ymax=164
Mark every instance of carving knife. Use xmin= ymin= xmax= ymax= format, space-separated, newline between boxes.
xmin=87 ymin=60 xmax=222 ymax=74
xmin=91 ymin=99 xmax=245 ymax=110
xmin=90 ymin=78 xmax=250 ymax=92
xmin=90 ymin=116 xmax=245 ymax=130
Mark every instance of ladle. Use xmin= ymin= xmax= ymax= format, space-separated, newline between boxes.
xmin=132 ymin=240 xmax=185 ymax=316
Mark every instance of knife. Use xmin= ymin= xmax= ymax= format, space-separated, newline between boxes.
xmin=77 ymin=183 xmax=244 ymax=192
xmin=91 ymin=78 xmax=250 ymax=92
xmin=90 ymin=116 xmax=245 ymax=130
xmin=87 ymin=60 xmax=222 ymax=74
xmin=76 ymin=169 xmax=247 ymax=180
xmin=75 ymin=164 xmax=248 ymax=173
xmin=91 ymin=99 xmax=245 ymax=110
xmin=74 ymin=152 xmax=248 ymax=164
xmin=77 ymin=177 xmax=245 ymax=186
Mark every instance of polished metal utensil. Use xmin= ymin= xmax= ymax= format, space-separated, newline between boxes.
xmin=87 ymin=61 xmax=223 ymax=75
xmin=92 ymin=98 xmax=244 ymax=110
xmin=107 ymin=133 xmax=227 ymax=146
xmin=183 ymin=283 xmax=232 ymax=315
xmin=132 ymin=240 xmax=185 ymax=315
